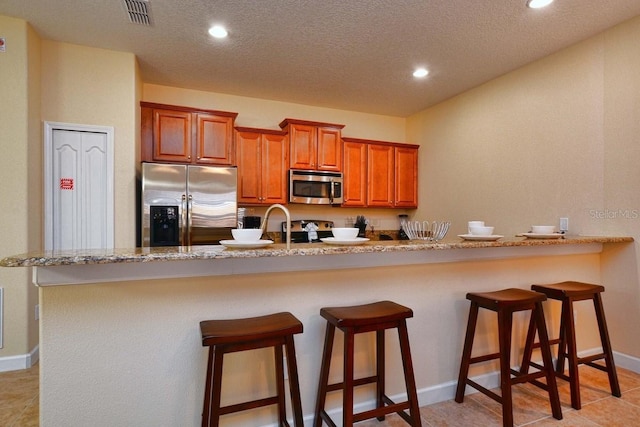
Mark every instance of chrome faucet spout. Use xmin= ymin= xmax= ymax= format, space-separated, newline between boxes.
xmin=261 ymin=204 xmax=291 ymax=250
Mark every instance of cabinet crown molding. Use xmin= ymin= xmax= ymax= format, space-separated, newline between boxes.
xmin=140 ymin=101 xmax=238 ymax=118
xmin=279 ymin=118 xmax=345 ymax=129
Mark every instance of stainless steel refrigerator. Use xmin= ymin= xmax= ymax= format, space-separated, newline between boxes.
xmin=141 ymin=163 xmax=237 ymax=246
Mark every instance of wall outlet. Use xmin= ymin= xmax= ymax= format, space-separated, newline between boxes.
xmin=560 ymin=217 xmax=569 ymax=233
xmin=35 ymin=304 xmax=39 ymax=321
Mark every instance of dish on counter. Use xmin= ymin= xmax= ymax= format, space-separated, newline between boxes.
xmin=521 ymin=233 xmax=563 ymax=239
xmin=219 ymin=239 xmax=274 ymax=248
xmin=458 ymin=234 xmax=504 ymax=241
xmin=320 ymin=237 xmax=369 ymax=246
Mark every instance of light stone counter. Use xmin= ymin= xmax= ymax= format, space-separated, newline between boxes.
xmin=0 ymin=236 xmax=632 ymax=286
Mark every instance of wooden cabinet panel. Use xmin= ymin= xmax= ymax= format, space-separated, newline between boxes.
xmin=394 ymin=145 xmax=418 ymax=208
xmin=280 ymin=118 xmax=344 ymax=171
xmin=236 ymin=128 xmax=288 ymax=205
xmin=195 ymin=113 xmax=234 ymax=165
xmin=342 ymin=140 xmax=367 ymax=207
xmin=317 ymin=127 xmax=342 ymax=171
xmin=288 ymin=123 xmax=316 ymax=170
xmin=343 ymin=137 xmax=419 ymax=209
xmin=153 ymin=109 xmax=192 ymax=162
xmin=367 ymin=144 xmax=395 ymax=208
xmin=236 ymin=130 xmax=262 ymax=203
xmin=261 ymin=132 xmax=288 ymax=204
xmin=141 ymin=102 xmax=237 ymax=165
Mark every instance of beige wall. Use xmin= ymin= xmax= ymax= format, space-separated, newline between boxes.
xmin=407 ymin=15 xmax=640 ymax=357
xmin=143 ymin=84 xmax=406 ymax=141
xmin=0 ymin=16 xmax=41 ymax=360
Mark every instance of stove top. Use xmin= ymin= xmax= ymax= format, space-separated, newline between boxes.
xmin=281 ymin=219 xmax=334 ymax=243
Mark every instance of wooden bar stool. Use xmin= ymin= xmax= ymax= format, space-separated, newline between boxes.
xmin=199 ymin=312 xmax=304 ymax=427
xmin=313 ymin=300 xmax=422 ymax=427
xmin=521 ymin=281 xmax=621 ymax=409
xmin=455 ymin=288 xmax=562 ymax=427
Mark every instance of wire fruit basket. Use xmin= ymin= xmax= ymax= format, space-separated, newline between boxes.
xmin=401 ymin=220 xmax=451 ymax=242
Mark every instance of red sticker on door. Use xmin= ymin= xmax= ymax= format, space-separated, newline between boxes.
xmin=60 ymin=178 xmax=74 ymax=190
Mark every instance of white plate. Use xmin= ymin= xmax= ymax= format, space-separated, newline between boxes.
xmin=521 ymin=233 xmax=563 ymax=239
xmin=219 ymin=239 xmax=274 ymax=248
xmin=458 ymin=234 xmax=504 ymax=241
xmin=320 ymin=237 xmax=370 ymax=246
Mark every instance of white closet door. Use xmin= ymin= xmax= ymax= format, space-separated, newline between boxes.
xmin=45 ymin=123 xmax=114 ymax=251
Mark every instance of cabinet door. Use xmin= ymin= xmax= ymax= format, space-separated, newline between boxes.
xmin=342 ymin=141 xmax=367 ymax=207
xmin=153 ymin=109 xmax=192 ymax=162
xmin=316 ymin=127 xmax=342 ymax=171
xmin=289 ymin=123 xmax=316 ymax=169
xmin=195 ymin=114 xmax=234 ymax=165
xmin=394 ymin=146 xmax=418 ymax=208
xmin=367 ymin=143 xmax=395 ymax=208
xmin=261 ymin=133 xmax=288 ymax=204
xmin=236 ymin=131 xmax=262 ymax=203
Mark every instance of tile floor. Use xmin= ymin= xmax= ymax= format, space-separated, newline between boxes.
xmin=1 ymin=363 xmax=639 ymax=426
xmin=0 ymin=363 xmax=38 ymax=427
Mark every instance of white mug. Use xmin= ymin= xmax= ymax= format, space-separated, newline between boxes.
xmin=468 ymin=221 xmax=484 ymax=234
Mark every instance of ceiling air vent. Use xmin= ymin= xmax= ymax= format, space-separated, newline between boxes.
xmin=123 ymin=0 xmax=152 ymax=26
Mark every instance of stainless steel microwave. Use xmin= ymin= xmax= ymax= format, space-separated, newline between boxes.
xmin=289 ymin=170 xmax=343 ymax=205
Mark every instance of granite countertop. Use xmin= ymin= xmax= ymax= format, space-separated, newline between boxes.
xmin=0 ymin=235 xmax=633 ymax=268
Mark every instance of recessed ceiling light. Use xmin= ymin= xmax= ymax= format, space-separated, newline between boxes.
xmin=208 ymin=25 xmax=228 ymax=39
xmin=527 ymin=0 xmax=554 ymax=9
xmin=413 ymin=68 xmax=429 ymax=78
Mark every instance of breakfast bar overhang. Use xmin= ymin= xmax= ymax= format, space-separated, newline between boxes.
xmin=2 ymin=236 xmax=637 ymax=426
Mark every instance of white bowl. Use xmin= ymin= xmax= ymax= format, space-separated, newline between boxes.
xmin=331 ymin=227 xmax=359 ymax=240
xmin=231 ymin=228 xmax=263 ymax=242
xmin=468 ymin=225 xmax=494 ymax=236
xmin=531 ymin=225 xmax=556 ymax=234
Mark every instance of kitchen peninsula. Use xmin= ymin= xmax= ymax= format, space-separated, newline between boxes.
xmin=1 ymin=236 xmax=634 ymax=426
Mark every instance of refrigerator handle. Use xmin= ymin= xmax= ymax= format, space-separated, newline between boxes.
xmin=181 ymin=194 xmax=188 ymax=246
xmin=186 ymin=194 xmax=193 ymax=246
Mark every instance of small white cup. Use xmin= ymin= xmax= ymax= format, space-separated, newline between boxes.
xmin=468 ymin=221 xmax=485 ymax=234
xmin=332 ymin=227 xmax=359 ymax=240
xmin=531 ymin=225 xmax=556 ymax=234
xmin=231 ymin=228 xmax=263 ymax=242
xmin=469 ymin=225 xmax=494 ymax=236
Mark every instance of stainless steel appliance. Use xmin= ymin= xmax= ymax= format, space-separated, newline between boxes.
xmin=289 ymin=170 xmax=343 ymax=205
xmin=141 ymin=163 xmax=237 ymax=246
xmin=281 ymin=220 xmax=334 ymax=243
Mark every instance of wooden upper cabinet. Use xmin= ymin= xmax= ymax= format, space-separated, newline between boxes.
xmin=141 ymin=102 xmax=237 ymax=165
xmin=152 ymin=109 xmax=193 ymax=162
xmin=316 ymin=127 xmax=342 ymax=171
xmin=287 ymin=123 xmax=316 ymax=170
xmin=195 ymin=113 xmax=235 ymax=165
xmin=279 ymin=118 xmax=344 ymax=171
xmin=367 ymin=143 xmax=395 ymax=208
xmin=394 ymin=145 xmax=419 ymax=208
xmin=342 ymin=140 xmax=367 ymax=207
xmin=342 ymin=137 xmax=419 ymax=209
xmin=235 ymin=127 xmax=288 ymax=205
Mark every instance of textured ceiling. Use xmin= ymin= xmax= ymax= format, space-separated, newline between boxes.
xmin=2 ymin=0 xmax=640 ymax=117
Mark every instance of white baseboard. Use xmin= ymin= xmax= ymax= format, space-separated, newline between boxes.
xmin=0 ymin=345 xmax=39 ymax=372
xmin=613 ymin=350 xmax=640 ymax=373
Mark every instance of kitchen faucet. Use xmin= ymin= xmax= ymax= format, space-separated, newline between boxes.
xmin=261 ymin=204 xmax=291 ymax=250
